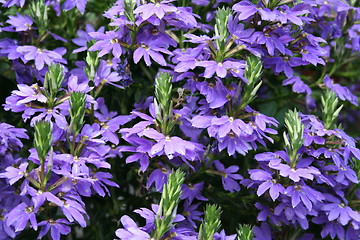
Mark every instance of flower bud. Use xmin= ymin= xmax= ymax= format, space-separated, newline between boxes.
xmin=198 ymin=204 xmax=222 ymax=240
xmin=44 ymin=63 xmax=64 ymax=100
xmin=30 ymin=0 xmax=48 ymax=36
xmin=69 ymin=92 xmax=86 ymax=136
xmin=321 ymin=89 xmax=343 ymax=129
xmin=34 ymin=121 xmax=52 ymax=162
xmin=236 ymin=224 xmax=254 ymax=240
xmin=153 ymin=169 xmax=185 ymax=239
xmin=284 ymin=109 xmax=304 ymax=166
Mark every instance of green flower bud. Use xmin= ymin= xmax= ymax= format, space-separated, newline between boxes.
xmin=85 ymin=40 xmax=99 ymax=83
xmin=124 ymin=0 xmax=137 ymax=22
xmin=321 ymin=89 xmax=343 ymax=130
xmin=239 ymin=56 xmax=263 ymax=109
xmin=236 ymin=224 xmax=254 ymax=240
xmin=69 ymin=92 xmax=86 ymax=136
xmin=44 ymin=63 xmax=65 ymax=101
xmin=154 ymin=72 xmax=175 ymax=134
xmin=284 ymin=109 xmax=304 ymax=166
xmin=153 ymin=169 xmax=185 ymax=239
xmin=30 ymin=0 xmax=48 ymax=36
xmin=198 ymin=204 xmax=222 ymax=240
xmin=34 ymin=121 xmax=52 ymax=162
xmin=215 ymin=7 xmax=231 ymax=53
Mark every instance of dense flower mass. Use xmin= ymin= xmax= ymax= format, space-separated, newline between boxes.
xmin=1 ymin=0 xmax=360 ymax=240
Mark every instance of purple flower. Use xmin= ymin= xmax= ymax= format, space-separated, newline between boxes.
xmin=5 ymin=13 xmax=33 ymax=32
xmin=67 ymin=75 xmax=93 ymax=93
xmin=196 ymin=80 xmax=229 ymax=109
xmin=218 ymin=135 xmax=253 ymax=156
xmin=37 ymin=219 xmax=71 ymax=240
xmin=144 ymin=128 xmax=200 ymax=160
xmin=265 ymin=54 xmax=306 ymax=78
xmin=88 ymin=31 xmax=123 ymax=58
xmin=72 ymin=24 xmax=105 ymax=53
xmin=283 ymin=76 xmax=311 ymax=95
xmin=30 ymin=107 xmax=68 ymax=129
xmin=61 ymin=199 xmax=87 ymax=227
xmin=273 ymin=163 xmax=320 ymax=182
xmin=249 ymin=169 xmax=284 ymax=201
xmin=196 ymin=60 xmax=246 ymax=79
xmin=165 ymin=6 xmax=198 ymax=30
xmin=322 ymin=195 xmax=360 ymax=225
xmin=16 ymin=46 xmax=66 ymax=70
xmin=0 ymin=162 xmax=28 ymax=185
xmin=214 ymin=230 xmax=236 ymax=240
xmin=0 ymin=123 xmax=28 ymax=153
xmin=5 ymin=203 xmax=38 ymax=232
xmin=115 ymin=215 xmax=151 ymax=240
xmin=133 ymin=1 xmax=177 ymax=21
xmin=89 ymin=171 xmax=119 ymax=197
xmin=273 ymin=4 xmax=309 ymax=26
xmin=254 ymin=222 xmax=272 ymax=240
xmin=182 ymin=201 xmax=203 ymax=228
xmin=214 ymin=160 xmax=243 ymax=192
xmin=324 ymin=75 xmax=358 ymax=106
xmin=27 ymin=187 xmax=64 ymax=210
xmin=10 ymin=83 xmax=47 ymax=106
xmin=147 ymin=167 xmax=170 ymax=191
xmin=94 ymin=60 xmax=123 ymax=88
xmin=285 ymin=183 xmax=325 ymax=211
xmin=133 ymin=205 xmax=157 ymax=231
xmin=63 ymin=0 xmax=87 ymax=14
xmin=95 ymin=98 xmax=134 ymax=144
xmin=210 ymin=115 xmax=253 ymax=139
xmin=133 ymin=43 xmax=172 ymax=66
xmin=181 ymin=182 xmax=207 ymax=203
xmin=300 ymin=45 xmax=326 ymax=66
xmin=232 ymin=1 xmax=275 ymax=21
xmin=120 ymin=137 xmax=152 ymax=172
xmin=1 ymin=0 xmax=25 ymax=7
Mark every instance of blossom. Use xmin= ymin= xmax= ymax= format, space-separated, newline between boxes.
xmin=147 ymin=167 xmax=170 ymax=191
xmin=37 ymin=219 xmax=71 ymax=240
xmin=94 ymin=60 xmax=123 ymax=88
xmin=27 ymin=187 xmax=64 ymax=210
xmin=195 ymin=80 xmax=229 ymax=109
xmin=115 ymin=215 xmax=151 ymax=240
xmin=196 ymin=60 xmax=246 ymax=79
xmin=232 ymin=1 xmax=275 ymax=21
xmin=273 ymin=4 xmax=310 ymax=26
xmin=181 ymin=182 xmax=207 ymax=203
xmin=273 ymin=163 xmax=320 ymax=182
xmin=5 ymin=13 xmax=33 ymax=32
xmin=133 ymin=1 xmax=177 ymax=21
xmin=283 ymin=76 xmax=311 ymax=95
xmin=144 ymin=128 xmax=200 ymax=160
xmin=323 ymin=75 xmax=358 ymax=106
xmin=249 ymin=169 xmax=284 ymax=201
xmin=285 ymin=183 xmax=325 ymax=211
xmin=16 ymin=46 xmax=66 ymax=70
xmin=88 ymin=31 xmax=123 ymax=58
xmin=214 ymin=160 xmax=243 ymax=192
xmin=0 ymin=123 xmax=28 ymax=153
xmin=0 ymin=162 xmax=28 ymax=185
xmin=182 ymin=201 xmax=203 ymax=228
xmin=133 ymin=43 xmax=172 ymax=66
xmin=72 ymin=24 xmax=105 ymax=53
xmin=5 ymin=203 xmax=38 ymax=232
xmin=63 ymin=0 xmax=88 ymax=14
xmin=322 ymin=195 xmax=360 ymax=225
xmin=60 ymin=199 xmax=87 ymax=227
